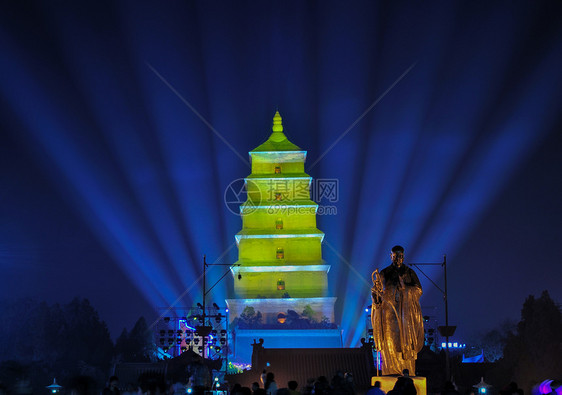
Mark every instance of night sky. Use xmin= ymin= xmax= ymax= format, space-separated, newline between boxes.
xmin=1 ymin=1 xmax=562 ymax=347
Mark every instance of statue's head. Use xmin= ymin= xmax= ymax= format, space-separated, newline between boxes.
xmin=390 ymin=245 xmax=405 ymax=267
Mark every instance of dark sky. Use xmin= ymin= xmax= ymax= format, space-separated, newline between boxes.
xmin=1 ymin=1 xmax=561 ymax=346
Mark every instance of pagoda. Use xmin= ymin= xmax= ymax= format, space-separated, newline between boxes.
xmin=226 ymin=112 xmax=341 ymax=363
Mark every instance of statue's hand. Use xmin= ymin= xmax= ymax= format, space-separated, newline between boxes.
xmin=371 ymin=287 xmax=382 ymax=304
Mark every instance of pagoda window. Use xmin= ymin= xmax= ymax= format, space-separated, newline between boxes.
xmin=275 ymin=192 xmax=283 ymax=201
xmin=276 ymin=247 xmax=284 ymax=259
xmin=274 ymin=165 xmax=281 ymax=174
xmin=275 ymin=219 xmax=283 ymax=229
xmin=277 ymin=280 xmax=285 ymax=290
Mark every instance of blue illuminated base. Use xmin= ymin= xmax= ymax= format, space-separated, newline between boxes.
xmin=232 ymin=328 xmax=342 ymax=364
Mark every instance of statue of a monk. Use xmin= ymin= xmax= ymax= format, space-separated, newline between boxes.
xmin=371 ymin=245 xmax=424 ymax=375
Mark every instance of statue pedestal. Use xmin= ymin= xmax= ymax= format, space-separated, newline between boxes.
xmin=371 ymin=376 xmax=427 ymax=395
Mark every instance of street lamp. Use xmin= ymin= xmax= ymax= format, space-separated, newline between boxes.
xmin=410 ymin=255 xmax=456 ymax=381
xmin=46 ymin=379 xmax=62 ymax=394
xmin=474 ymin=377 xmax=492 ymax=394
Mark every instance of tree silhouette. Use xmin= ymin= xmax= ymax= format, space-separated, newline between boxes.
xmin=115 ymin=317 xmax=156 ymax=362
xmin=467 ymin=320 xmax=515 ymax=362
xmin=494 ymin=290 xmax=562 ymax=393
xmin=0 ymin=297 xmax=113 ymax=392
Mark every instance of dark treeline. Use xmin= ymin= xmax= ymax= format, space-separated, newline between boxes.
xmin=1 ymin=292 xmax=561 ymax=394
xmin=456 ymin=290 xmax=562 ymax=395
xmin=0 ymin=297 xmax=155 ymax=392
xmin=488 ymin=290 xmax=562 ymax=394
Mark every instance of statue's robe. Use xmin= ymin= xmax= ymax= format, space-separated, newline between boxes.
xmin=371 ymin=264 xmax=424 ymax=375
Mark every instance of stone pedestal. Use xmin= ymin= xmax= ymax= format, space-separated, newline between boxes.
xmin=371 ymin=376 xmax=427 ymax=395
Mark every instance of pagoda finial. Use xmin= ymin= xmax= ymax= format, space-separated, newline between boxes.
xmin=272 ymin=111 xmax=283 ymax=132
xmin=269 ymin=110 xmax=286 ymax=142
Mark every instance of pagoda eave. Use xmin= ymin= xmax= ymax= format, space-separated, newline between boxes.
xmin=249 ymin=150 xmax=307 ymax=161
xmin=230 ymin=264 xmax=331 ymax=275
xmin=235 ymin=232 xmax=325 ymax=244
xmin=245 ymin=175 xmax=312 ymax=181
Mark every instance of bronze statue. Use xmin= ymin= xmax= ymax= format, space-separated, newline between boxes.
xmin=371 ymin=245 xmax=424 ymax=375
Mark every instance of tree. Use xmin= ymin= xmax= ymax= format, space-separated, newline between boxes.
xmin=302 ymin=305 xmax=317 ymax=323
xmin=114 ymin=328 xmax=129 ymax=361
xmin=0 ymin=297 xmax=113 ymax=392
xmin=114 ymin=317 xmax=157 ymax=362
xmin=467 ymin=320 xmax=515 ymax=362
xmin=238 ymin=306 xmax=263 ymax=327
xmin=60 ymin=298 xmax=114 ymax=371
xmin=494 ymin=291 xmax=562 ymax=393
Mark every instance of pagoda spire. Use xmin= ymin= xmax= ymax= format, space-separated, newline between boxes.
xmin=270 ymin=110 xmax=287 ymax=142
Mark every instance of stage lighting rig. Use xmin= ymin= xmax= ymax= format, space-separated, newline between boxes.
xmin=193 ymin=255 xmax=237 ymax=359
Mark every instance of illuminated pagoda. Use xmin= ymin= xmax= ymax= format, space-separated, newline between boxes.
xmin=226 ymin=111 xmax=341 ymax=363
